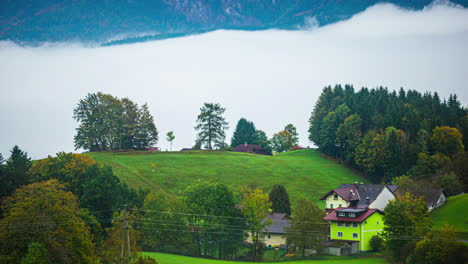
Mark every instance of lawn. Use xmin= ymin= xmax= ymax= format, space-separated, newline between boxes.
xmin=89 ymin=149 xmax=364 ymax=206
xmin=142 ymin=252 xmax=389 ymax=264
xmin=431 ymin=193 xmax=468 ymax=232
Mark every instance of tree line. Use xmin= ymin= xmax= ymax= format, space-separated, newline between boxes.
xmin=309 ymin=85 xmax=467 ymax=193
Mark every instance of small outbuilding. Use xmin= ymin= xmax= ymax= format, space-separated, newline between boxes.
xmin=233 ymin=144 xmax=271 ymax=155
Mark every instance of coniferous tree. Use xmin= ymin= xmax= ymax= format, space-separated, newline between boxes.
xmin=0 ymin=146 xmax=31 ymax=198
xmin=268 ymin=185 xmax=291 ymax=215
xmin=231 ymin=118 xmax=257 ymax=147
xmin=135 ymin=103 xmax=159 ymax=149
xmin=195 ymin=103 xmax=228 ymax=150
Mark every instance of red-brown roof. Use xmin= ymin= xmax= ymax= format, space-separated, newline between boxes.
xmin=320 ymin=187 xmax=360 ymax=201
xmin=323 ymin=208 xmax=381 ymax=223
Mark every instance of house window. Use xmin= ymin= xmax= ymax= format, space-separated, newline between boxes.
xmin=377 ymin=221 xmax=379 ymax=225
xmin=267 ymin=235 xmax=271 ymax=239
xmin=330 ymin=204 xmax=333 ymax=209
xmin=352 ymin=223 xmax=358 ymax=228
xmin=345 ymin=223 xmax=350 ymax=227
xmin=337 ymin=222 xmax=343 ymax=227
xmin=353 ymin=233 xmax=358 ymax=238
xmin=338 ymin=232 xmax=343 ymax=238
xmin=338 ymin=212 xmax=345 ymax=217
xmin=339 ymin=204 xmax=342 ymax=207
xmin=334 ymin=194 xmax=338 ymax=200
xmin=349 ymin=213 xmax=355 ymax=217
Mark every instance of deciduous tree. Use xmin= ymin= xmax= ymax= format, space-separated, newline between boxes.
xmin=431 ymin=126 xmax=464 ymax=156
xmin=240 ymin=188 xmax=271 ymax=260
xmin=383 ymin=192 xmax=431 ymax=261
xmin=0 ymin=179 xmax=95 ymax=264
xmin=285 ymin=199 xmax=326 ymax=257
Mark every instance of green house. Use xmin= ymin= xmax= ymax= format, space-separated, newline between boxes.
xmin=323 ymin=208 xmax=384 ymax=252
xmin=320 ymin=184 xmax=398 ymax=254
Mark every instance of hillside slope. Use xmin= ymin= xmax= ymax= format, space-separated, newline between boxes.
xmin=89 ymin=149 xmax=364 ymax=206
xmin=431 ymin=193 xmax=468 ymax=232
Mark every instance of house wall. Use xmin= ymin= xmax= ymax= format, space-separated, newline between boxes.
xmin=246 ymin=232 xmax=286 ymax=247
xmin=264 ymin=233 xmax=286 ymax=247
xmin=369 ymin=187 xmax=395 ymax=211
xmin=325 ymin=193 xmax=350 ymax=209
xmin=329 ymin=221 xmax=361 ymax=242
xmin=361 ymin=213 xmax=384 ymax=251
xmin=329 ymin=212 xmax=384 ymax=251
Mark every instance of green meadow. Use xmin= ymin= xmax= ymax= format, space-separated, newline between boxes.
xmin=142 ymin=252 xmax=389 ymax=264
xmin=89 ymin=149 xmax=364 ymax=206
xmin=431 ymin=193 xmax=468 ymax=232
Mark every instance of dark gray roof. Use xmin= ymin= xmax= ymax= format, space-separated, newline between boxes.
xmin=337 ymin=208 xmax=366 ymax=213
xmin=262 ymin=213 xmax=291 ymax=234
xmin=422 ymin=188 xmax=444 ymax=208
xmin=338 ymin=184 xmax=397 ymax=208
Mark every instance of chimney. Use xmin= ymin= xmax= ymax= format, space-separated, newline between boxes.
xmin=366 ymin=197 xmax=370 ymax=204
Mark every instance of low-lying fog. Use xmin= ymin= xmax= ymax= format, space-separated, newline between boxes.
xmin=1 ymin=3 xmax=468 ymax=159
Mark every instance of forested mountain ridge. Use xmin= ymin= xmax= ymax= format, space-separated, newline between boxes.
xmin=308 ymin=85 xmax=467 ymax=192
xmin=2 ymin=0 xmax=468 ymax=44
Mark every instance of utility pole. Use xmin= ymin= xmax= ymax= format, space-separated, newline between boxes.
xmin=120 ymin=206 xmax=132 ymax=264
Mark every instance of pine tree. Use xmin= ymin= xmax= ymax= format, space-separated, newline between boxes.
xmin=231 ymin=118 xmax=256 ymax=147
xmin=268 ymin=185 xmax=291 ymax=215
xmin=195 ymin=103 xmax=228 ymax=150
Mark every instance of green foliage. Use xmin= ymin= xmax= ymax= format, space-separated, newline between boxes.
xmin=73 ymin=92 xmax=158 ymax=151
xmin=253 ymin=130 xmax=272 ymax=154
xmin=369 ymin=235 xmax=384 ymax=252
xmin=284 ymin=124 xmax=299 ymax=147
xmin=89 ymin=149 xmax=364 ymax=208
xmin=268 ymin=184 xmax=291 ymax=215
xmin=407 ymin=225 xmax=468 ymax=264
xmin=240 ymin=188 xmax=272 ymax=259
xmin=308 ymin=85 xmax=467 ymax=184
xmin=285 ymin=198 xmax=326 ymax=257
xmin=133 ymin=256 xmax=158 ymax=264
xmin=383 ymin=193 xmax=431 ymax=261
xmin=231 ymin=118 xmax=257 ymax=147
xmin=166 ymin=131 xmax=175 ymax=151
xmin=80 ymin=164 xmax=144 ymax=227
xmin=0 ymin=145 xmax=31 ymax=198
xmin=431 ymin=126 xmax=464 ymax=156
xmin=99 ymin=210 xmax=141 ymax=264
xmin=336 ymin=114 xmax=362 ymax=164
xmin=184 ymin=182 xmax=246 ymax=259
xmin=0 ymin=179 xmax=95 ymax=264
xmin=21 ymin=242 xmax=50 ymax=264
xmin=141 ymin=192 xmax=192 ymax=255
xmin=271 ymin=130 xmax=294 ymax=153
xmin=195 ymin=103 xmax=228 ymax=150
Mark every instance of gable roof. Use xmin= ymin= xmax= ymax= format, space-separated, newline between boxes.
xmin=262 ymin=213 xmax=291 ymax=234
xmin=323 ymin=208 xmax=382 ymax=223
xmin=321 ymin=184 xmax=398 ymax=208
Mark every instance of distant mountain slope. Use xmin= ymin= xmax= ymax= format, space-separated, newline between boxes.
xmin=1 ymin=0 xmax=467 ymax=44
xmin=89 ymin=149 xmax=365 ymax=206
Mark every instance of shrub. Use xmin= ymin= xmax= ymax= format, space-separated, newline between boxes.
xmin=370 ymin=235 xmax=384 ymax=252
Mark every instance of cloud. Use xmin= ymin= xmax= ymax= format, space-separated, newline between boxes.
xmin=0 ymin=2 xmax=468 ymax=159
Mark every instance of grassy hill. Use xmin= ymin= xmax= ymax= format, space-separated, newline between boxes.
xmin=431 ymin=193 xmax=468 ymax=232
xmin=142 ymin=252 xmax=389 ymax=264
xmin=89 ymin=149 xmax=364 ymax=206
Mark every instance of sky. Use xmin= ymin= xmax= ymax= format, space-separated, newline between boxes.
xmin=1 ymin=3 xmax=468 ymax=159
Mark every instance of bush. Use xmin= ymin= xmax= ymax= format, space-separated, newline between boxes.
xmin=370 ymin=235 xmax=384 ymax=252
xmin=133 ymin=256 xmax=158 ymax=264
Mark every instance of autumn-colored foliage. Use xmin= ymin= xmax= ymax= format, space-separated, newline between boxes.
xmin=0 ymin=179 xmax=95 ymax=264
